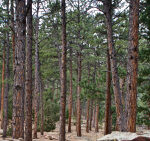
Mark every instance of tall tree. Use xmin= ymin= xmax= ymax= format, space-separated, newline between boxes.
xmin=125 ymin=0 xmax=139 ymax=132
xmin=76 ymin=0 xmax=82 ymax=136
xmin=104 ymin=50 xmax=112 ymax=135
xmin=3 ymin=0 xmax=10 ymax=136
xmin=25 ymin=0 xmax=33 ymax=140
xmin=0 ymin=45 xmax=5 ymax=128
xmin=103 ymin=0 xmax=124 ymax=131
xmin=33 ymin=0 xmax=40 ymax=138
xmin=59 ymin=0 xmax=67 ymax=140
xmin=68 ymin=47 xmax=73 ymax=133
xmin=12 ymin=0 xmax=26 ymax=138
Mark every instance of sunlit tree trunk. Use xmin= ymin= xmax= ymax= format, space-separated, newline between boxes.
xmin=59 ymin=0 xmax=67 ymax=140
xmin=13 ymin=0 xmax=26 ymax=138
xmin=125 ymin=0 xmax=139 ymax=132
xmin=25 ymin=0 xmax=33 ymax=140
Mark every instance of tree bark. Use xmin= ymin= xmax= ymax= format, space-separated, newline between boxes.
xmin=92 ymin=104 xmax=96 ymax=128
xmin=103 ymin=0 xmax=124 ymax=131
xmin=86 ymin=63 xmax=90 ymax=133
xmin=13 ymin=0 xmax=26 ymax=138
xmin=104 ymin=50 xmax=112 ymax=135
xmin=68 ymin=47 xmax=73 ymax=133
xmin=59 ymin=0 xmax=67 ymax=140
xmin=33 ymin=0 xmax=40 ymax=138
xmin=25 ymin=0 xmax=33 ymax=140
xmin=40 ymin=81 xmax=44 ymax=135
xmin=125 ymin=0 xmax=139 ymax=132
xmin=76 ymin=50 xmax=82 ymax=136
xmin=0 ymin=46 xmax=5 ymax=129
xmin=89 ymin=100 xmax=93 ymax=131
xmin=3 ymin=0 xmax=10 ymax=136
xmin=11 ymin=0 xmax=15 ymax=67
xmin=95 ymin=101 xmax=99 ymax=133
xmin=86 ymin=99 xmax=90 ymax=133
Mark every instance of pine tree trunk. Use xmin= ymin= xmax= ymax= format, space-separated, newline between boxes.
xmin=125 ymin=0 xmax=139 ymax=132
xmin=76 ymin=50 xmax=82 ymax=136
xmin=11 ymin=0 xmax=15 ymax=67
xmin=3 ymin=36 xmax=10 ymax=137
xmin=95 ymin=101 xmax=99 ymax=133
xmin=40 ymin=81 xmax=44 ymax=135
xmin=103 ymin=0 xmax=124 ymax=131
xmin=68 ymin=47 xmax=73 ymax=133
xmin=3 ymin=1 xmax=10 ymax=136
xmin=104 ymin=50 xmax=112 ymax=135
xmin=92 ymin=104 xmax=96 ymax=128
xmin=86 ymin=63 xmax=90 ymax=133
xmin=86 ymin=99 xmax=90 ymax=133
xmin=33 ymin=0 xmax=40 ymax=138
xmin=120 ymin=78 xmax=125 ymax=105
xmin=0 ymin=46 xmax=5 ymax=129
xmin=59 ymin=0 xmax=67 ymax=140
xmin=76 ymin=0 xmax=82 ymax=136
xmin=25 ymin=0 xmax=33 ymax=140
xmin=13 ymin=0 xmax=26 ymax=138
xmin=89 ymin=100 xmax=93 ymax=131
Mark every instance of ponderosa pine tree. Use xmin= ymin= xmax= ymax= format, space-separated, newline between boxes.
xmin=59 ymin=0 xmax=67 ymax=140
xmin=76 ymin=0 xmax=82 ymax=136
xmin=13 ymin=0 xmax=26 ymax=138
xmin=103 ymin=0 xmax=124 ymax=131
xmin=125 ymin=0 xmax=139 ymax=132
xmin=25 ymin=0 xmax=33 ymax=140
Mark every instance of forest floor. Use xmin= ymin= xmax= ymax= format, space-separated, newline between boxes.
xmin=36 ymin=120 xmax=103 ymax=141
xmin=0 ymin=120 xmax=103 ymax=141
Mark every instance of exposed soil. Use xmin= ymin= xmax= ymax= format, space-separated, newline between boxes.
xmin=0 ymin=121 xmax=103 ymax=141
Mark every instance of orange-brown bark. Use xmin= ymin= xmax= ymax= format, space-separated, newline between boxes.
xmin=126 ymin=0 xmax=139 ymax=132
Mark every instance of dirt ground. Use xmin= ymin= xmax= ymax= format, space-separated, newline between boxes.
xmin=0 ymin=121 xmax=104 ymax=141
xmin=36 ymin=121 xmax=103 ymax=141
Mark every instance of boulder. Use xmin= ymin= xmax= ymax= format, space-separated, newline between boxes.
xmin=97 ymin=131 xmax=150 ymax=141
